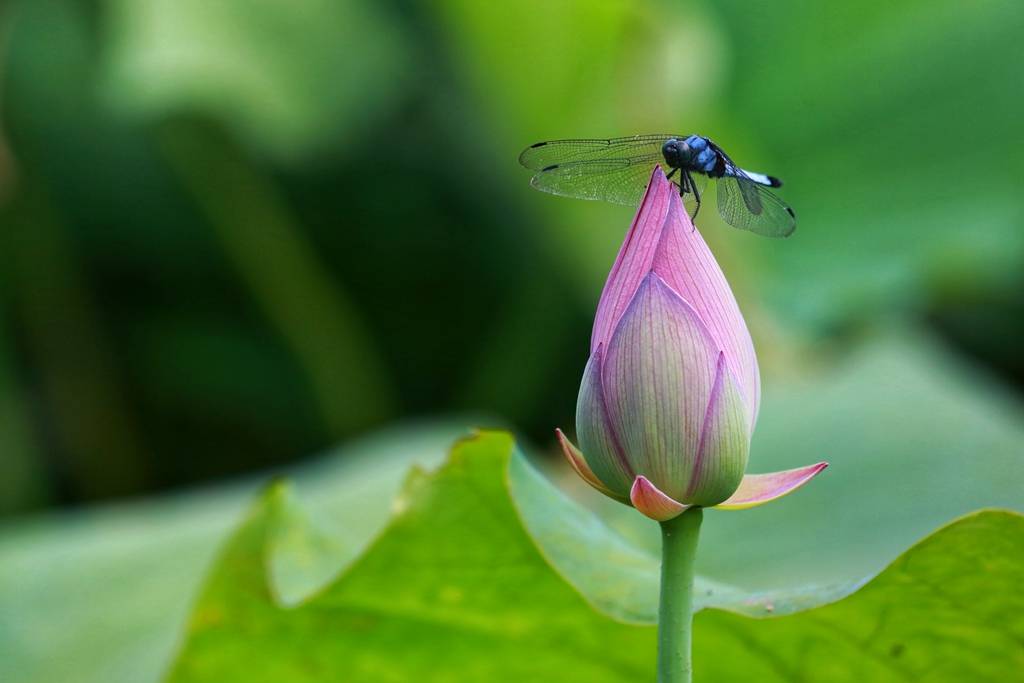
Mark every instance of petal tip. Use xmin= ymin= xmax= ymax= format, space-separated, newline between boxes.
xmin=630 ymin=475 xmax=688 ymax=521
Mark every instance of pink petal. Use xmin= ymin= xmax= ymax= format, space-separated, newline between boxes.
xmin=714 ymin=462 xmax=829 ymax=510
xmin=555 ymin=429 xmax=629 ymax=502
xmin=650 ymin=189 xmax=761 ymax=426
xmin=590 ymin=166 xmax=672 ymax=353
xmin=588 ymin=167 xmax=760 ymax=428
xmin=682 ymin=353 xmax=749 ymax=506
xmin=575 ymin=348 xmax=634 ymax=496
xmin=630 ymin=475 xmax=689 ymax=521
xmin=601 ymin=272 xmax=719 ymax=502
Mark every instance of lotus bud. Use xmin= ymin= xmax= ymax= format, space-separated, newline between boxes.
xmin=557 ymin=167 xmax=826 ymax=521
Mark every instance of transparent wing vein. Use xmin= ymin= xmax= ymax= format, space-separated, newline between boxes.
xmin=518 ymin=135 xmax=678 ymax=170
xmin=716 ymin=173 xmax=796 ymax=237
xmin=529 ymin=156 xmax=663 ymax=206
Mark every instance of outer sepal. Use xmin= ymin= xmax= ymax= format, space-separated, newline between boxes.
xmin=713 ymin=462 xmax=829 ymax=510
xmin=555 ymin=429 xmax=629 ymax=503
xmin=630 ymin=475 xmax=689 ymax=521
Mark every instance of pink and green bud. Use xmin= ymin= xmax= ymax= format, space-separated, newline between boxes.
xmin=557 ymin=167 xmax=825 ymax=521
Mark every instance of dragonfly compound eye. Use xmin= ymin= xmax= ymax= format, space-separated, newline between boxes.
xmin=662 ymin=139 xmax=688 ymax=167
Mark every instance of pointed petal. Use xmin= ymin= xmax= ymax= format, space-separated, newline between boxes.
xmin=602 ymin=272 xmax=719 ymax=501
xmin=714 ymin=462 xmax=829 ymax=510
xmin=591 ymin=166 xmax=672 ymax=353
xmin=650 ymin=189 xmax=761 ymax=426
xmin=683 ymin=353 xmax=750 ymax=506
xmin=555 ymin=429 xmax=629 ymax=503
xmin=630 ymin=475 xmax=689 ymax=521
xmin=575 ymin=348 xmax=634 ymax=496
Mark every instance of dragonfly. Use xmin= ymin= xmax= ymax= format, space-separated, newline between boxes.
xmin=518 ymin=134 xmax=796 ymax=237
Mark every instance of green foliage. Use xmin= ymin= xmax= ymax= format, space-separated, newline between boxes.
xmin=0 ymin=423 xmax=464 ymax=683
xmin=165 ymin=432 xmax=1023 ymax=682
xmin=3 ymin=332 xmax=1023 ymax=682
xmin=167 ymin=433 xmax=654 ymax=683
xmin=434 ymin=0 xmax=1024 ymax=331
xmin=712 ymin=0 xmax=1024 ymax=327
xmin=102 ymin=0 xmax=411 ymax=160
xmin=695 ymin=510 xmax=1024 ymax=682
xmin=510 ymin=441 xmax=856 ymax=622
xmin=550 ymin=331 xmax=1024 ymax=615
xmin=3 ymin=0 xmax=1023 ymax=507
xmin=0 ymin=318 xmax=45 ymax=512
xmin=2 ymin=1 xmax=1023 ymax=680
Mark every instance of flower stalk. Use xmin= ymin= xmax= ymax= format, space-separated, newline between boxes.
xmin=658 ymin=507 xmax=703 ymax=683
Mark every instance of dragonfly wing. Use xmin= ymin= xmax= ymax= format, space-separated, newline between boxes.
xmin=529 ymin=155 xmax=663 ymax=206
xmin=518 ymin=135 xmax=677 ymax=170
xmin=716 ymin=173 xmax=796 ymax=237
xmin=704 ymin=141 xmax=795 ymax=237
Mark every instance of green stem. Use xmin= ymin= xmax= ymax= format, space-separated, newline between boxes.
xmin=657 ymin=507 xmax=703 ymax=683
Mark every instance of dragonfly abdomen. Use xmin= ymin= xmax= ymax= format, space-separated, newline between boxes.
xmin=729 ymin=169 xmax=782 ymax=188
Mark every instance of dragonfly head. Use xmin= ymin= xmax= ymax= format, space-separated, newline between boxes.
xmin=662 ymin=138 xmax=694 ymax=169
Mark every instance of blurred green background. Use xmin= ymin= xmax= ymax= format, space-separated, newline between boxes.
xmin=1 ymin=0 xmax=1023 ymax=680
xmin=3 ymin=0 xmax=1021 ymax=515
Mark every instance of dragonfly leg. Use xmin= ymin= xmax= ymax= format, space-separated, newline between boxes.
xmin=666 ymin=167 xmax=678 ymax=181
xmin=684 ymin=171 xmax=700 ymax=230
